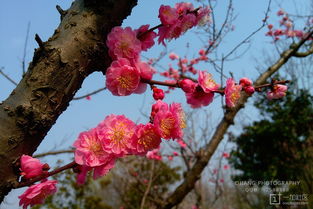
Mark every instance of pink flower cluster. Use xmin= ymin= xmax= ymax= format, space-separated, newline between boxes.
xmin=266 ymin=9 xmax=306 ymax=41
xmin=267 ymin=84 xmax=288 ymax=100
xmin=158 ymin=3 xmax=210 ymax=44
xmin=106 ymin=26 xmax=156 ymax=96
xmin=105 ymin=2 xmax=210 ymax=97
xmin=73 ymin=101 xmax=185 ymax=182
xmin=18 ymin=155 xmax=57 ymax=209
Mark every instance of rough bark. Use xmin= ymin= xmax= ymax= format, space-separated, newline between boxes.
xmin=0 ymin=0 xmax=137 ymax=202
xmin=162 ymin=32 xmax=313 ymax=209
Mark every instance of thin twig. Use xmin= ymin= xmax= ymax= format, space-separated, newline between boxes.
xmin=72 ymin=87 xmax=107 ymax=100
xmin=33 ymin=149 xmax=74 ymax=158
xmin=22 ymin=22 xmax=31 ymax=76
xmin=0 ymin=67 xmax=17 ymax=86
xmin=140 ymin=160 xmax=155 ymax=209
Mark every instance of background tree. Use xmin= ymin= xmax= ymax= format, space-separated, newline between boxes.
xmin=230 ymin=85 xmax=313 ymax=207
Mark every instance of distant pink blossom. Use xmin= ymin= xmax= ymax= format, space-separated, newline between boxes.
xmin=277 ymin=9 xmax=285 ymax=16
xmin=199 ymin=49 xmax=206 ymax=56
xmin=169 ymin=52 xmax=179 ymax=60
xmin=198 ymin=71 xmax=220 ymax=93
xmin=225 ymin=78 xmax=242 ymax=108
xmin=179 ymin=78 xmax=197 ymax=93
xmin=191 ymin=205 xmax=199 ymax=209
xmin=135 ymin=24 xmax=157 ymax=51
xmin=20 ymin=155 xmax=48 ymax=179
xmin=223 ymin=165 xmax=230 ymax=170
xmin=19 ymin=180 xmax=57 ymax=209
xmin=106 ymin=26 xmax=141 ymax=60
xmin=73 ymin=128 xmax=113 ymax=167
xmin=268 ymin=24 xmax=273 ymax=30
xmin=173 ymin=151 xmax=179 ymax=156
xmin=97 ymin=114 xmax=136 ymax=155
xmin=131 ymin=123 xmax=161 ymax=154
xmin=177 ymin=139 xmax=187 ymax=148
xmin=86 ymin=96 xmax=91 ymax=100
xmin=146 ymin=148 xmax=162 ymax=160
xmin=222 ymin=152 xmax=230 ymax=158
xmin=106 ymin=58 xmax=140 ymax=96
xmin=186 ymin=89 xmax=214 ymax=108
xmin=168 ymin=155 xmax=174 ymax=160
xmin=267 ymin=84 xmax=288 ymax=100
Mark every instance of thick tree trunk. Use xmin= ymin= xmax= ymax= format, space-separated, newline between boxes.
xmin=0 ymin=0 xmax=137 ymax=202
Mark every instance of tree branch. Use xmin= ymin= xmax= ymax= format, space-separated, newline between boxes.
xmin=0 ymin=0 xmax=138 ymax=202
xmin=161 ymin=29 xmax=313 ymax=209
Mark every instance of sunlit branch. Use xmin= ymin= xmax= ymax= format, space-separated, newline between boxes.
xmin=15 ymin=161 xmax=77 ymax=188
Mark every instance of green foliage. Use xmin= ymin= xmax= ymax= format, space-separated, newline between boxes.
xmin=230 ymin=89 xmax=313 ymax=207
xmin=231 ymin=89 xmax=313 ymax=181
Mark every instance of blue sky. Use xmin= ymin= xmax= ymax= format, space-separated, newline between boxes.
xmin=0 ymin=0 xmax=311 ymax=208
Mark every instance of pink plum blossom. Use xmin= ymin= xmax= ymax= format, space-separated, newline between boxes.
xmin=179 ymin=79 xmax=197 ymax=93
xmin=73 ymin=128 xmax=114 ymax=167
xmin=20 ymin=155 xmax=48 ymax=179
xmin=177 ymin=139 xmax=187 ymax=148
xmin=106 ymin=58 xmax=140 ymax=96
xmin=76 ymin=157 xmax=115 ymax=185
xmin=146 ymin=148 xmax=162 ymax=160
xmin=222 ymin=152 xmax=230 ymax=158
xmin=198 ymin=71 xmax=220 ymax=93
xmin=159 ymin=5 xmax=179 ymax=25
xmin=169 ymin=52 xmax=179 ymax=60
xmin=267 ymin=84 xmax=288 ymax=100
xmin=169 ymin=102 xmax=186 ymax=139
xmin=225 ymin=78 xmax=242 ymax=108
xmin=151 ymin=100 xmax=169 ymax=120
xmin=131 ymin=123 xmax=161 ymax=154
xmin=19 ymin=180 xmax=57 ymax=209
xmin=175 ymin=2 xmax=193 ymax=15
xmin=135 ymin=24 xmax=157 ymax=51
xmin=106 ymin=26 xmax=141 ymax=60
xmin=186 ymin=88 xmax=214 ymax=108
xmin=97 ymin=114 xmax=136 ymax=155
xmin=153 ymin=110 xmax=177 ymax=140
xmin=239 ymin=77 xmax=253 ymax=87
xmin=153 ymin=102 xmax=185 ymax=140
xmin=133 ymin=60 xmax=156 ymax=94
xmin=244 ymin=86 xmax=255 ymax=95
xmin=153 ymin=87 xmax=165 ymax=100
